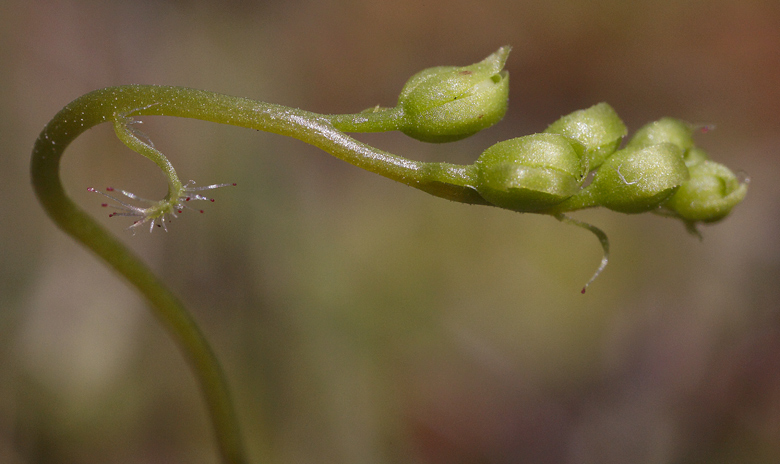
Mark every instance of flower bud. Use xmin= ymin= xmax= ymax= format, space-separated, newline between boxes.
xmin=626 ymin=118 xmax=717 ymax=169
xmin=626 ymin=117 xmax=694 ymax=153
xmin=543 ymin=102 xmax=627 ymax=170
xmin=663 ymin=160 xmax=748 ymax=223
xmin=474 ymin=133 xmax=583 ymax=212
xmin=397 ymin=47 xmax=511 ymax=143
xmin=587 ymin=143 xmax=689 ymax=213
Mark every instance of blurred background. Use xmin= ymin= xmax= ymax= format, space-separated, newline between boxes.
xmin=2 ymin=0 xmax=779 ymax=463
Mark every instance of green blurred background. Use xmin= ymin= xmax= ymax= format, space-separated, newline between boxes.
xmin=2 ymin=0 xmax=779 ymax=463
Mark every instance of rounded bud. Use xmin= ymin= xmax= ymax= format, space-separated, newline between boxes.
xmin=474 ymin=133 xmax=583 ymax=212
xmin=587 ymin=143 xmax=689 ymax=213
xmin=625 ymin=118 xmax=723 ymax=172
xmin=663 ymin=160 xmax=748 ymax=223
xmin=626 ymin=117 xmax=695 ymax=153
xmin=543 ymin=102 xmax=627 ymax=170
xmin=397 ymin=47 xmax=511 ymax=143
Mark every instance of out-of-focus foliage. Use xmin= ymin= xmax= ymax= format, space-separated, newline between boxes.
xmin=2 ymin=0 xmax=779 ymax=463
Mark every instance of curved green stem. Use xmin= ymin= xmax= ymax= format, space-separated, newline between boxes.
xmin=31 ymin=84 xmax=492 ymax=464
xmin=32 ymin=89 xmax=255 ymax=464
xmin=113 ymin=110 xmax=183 ymax=197
xmin=58 ymin=86 xmax=487 ymax=203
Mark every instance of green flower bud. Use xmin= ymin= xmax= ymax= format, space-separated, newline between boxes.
xmin=586 ymin=143 xmax=689 ymax=213
xmin=397 ymin=47 xmax=510 ymax=143
xmin=626 ymin=117 xmax=694 ymax=153
xmin=663 ymin=160 xmax=748 ymax=223
xmin=625 ymin=118 xmax=714 ymax=169
xmin=543 ymin=102 xmax=627 ymax=170
xmin=474 ymin=133 xmax=583 ymax=212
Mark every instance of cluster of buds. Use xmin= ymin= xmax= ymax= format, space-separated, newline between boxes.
xmin=472 ymin=103 xmax=748 ymax=231
xmin=389 ymin=47 xmax=746 ymax=230
xmin=467 ymin=101 xmax=747 ymax=292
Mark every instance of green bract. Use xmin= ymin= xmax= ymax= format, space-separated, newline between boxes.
xmin=397 ymin=46 xmax=510 ymax=143
xmin=474 ymin=133 xmax=583 ymax=212
xmin=544 ymin=102 xmax=627 ymax=170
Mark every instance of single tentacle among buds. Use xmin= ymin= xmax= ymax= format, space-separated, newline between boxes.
xmin=89 ymin=181 xmax=236 ymax=233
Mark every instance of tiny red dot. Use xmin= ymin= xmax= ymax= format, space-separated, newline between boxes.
xmin=101 ymin=203 xmax=108 ymax=207
xmin=106 ymin=187 xmax=114 ymax=191
xmin=178 ymin=210 xmax=183 ymax=213
xmin=199 ymin=210 xmax=204 ymax=213
xmin=210 ymin=199 xmax=215 ymax=202
xmin=232 ymin=183 xmax=237 ymax=186
xmin=581 ymin=288 xmax=587 ymax=294
xmin=186 ymin=197 xmax=191 ymax=201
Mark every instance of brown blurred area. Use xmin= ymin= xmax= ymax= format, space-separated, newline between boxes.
xmin=2 ymin=0 xmax=780 ymax=463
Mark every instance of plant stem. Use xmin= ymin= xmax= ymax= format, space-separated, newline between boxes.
xmin=41 ymin=85 xmax=488 ymax=203
xmin=324 ymin=106 xmax=404 ymax=133
xmin=30 ymin=84 xmax=491 ymax=464
xmin=32 ymin=90 xmax=252 ymax=464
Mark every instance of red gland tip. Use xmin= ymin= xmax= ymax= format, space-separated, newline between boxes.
xmin=581 ymin=287 xmax=587 ymax=294
xmin=101 ymin=203 xmax=108 ymax=207
xmin=199 ymin=210 xmax=204 ymax=213
xmin=210 ymin=199 xmax=215 ymax=202
xmin=106 ymin=187 xmax=114 ymax=191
